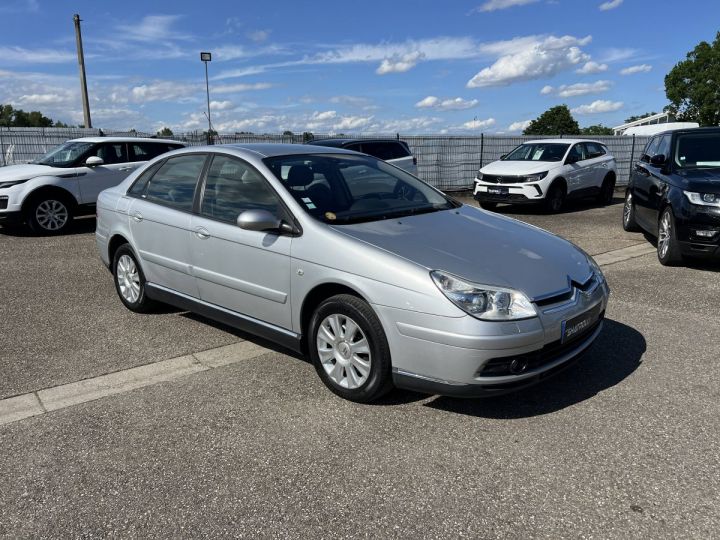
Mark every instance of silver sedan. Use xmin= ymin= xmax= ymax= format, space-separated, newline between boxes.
xmin=96 ymin=144 xmax=609 ymax=402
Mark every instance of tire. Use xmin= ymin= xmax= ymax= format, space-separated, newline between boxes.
xmin=112 ymin=244 xmax=156 ymax=312
xmin=479 ymin=201 xmax=497 ymax=210
xmin=622 ymin=190 xmax=640 ymax=232
xmin=657 ymin=207 xmax=683 ymax=266
xmin=544 ymin=183 xmax=565 ymax=213
xmin=308 ymin=294 xmax=393 ymax=403
xmin=26 ymin=194 xmax=73 ymax=234
xmin=597 ymin=175 xmax=616 ymax=206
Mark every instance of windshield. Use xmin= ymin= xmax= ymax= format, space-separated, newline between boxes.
xmin=504 ymin=143 xmax=569 ymax=162
xmin=33 ymin=141 xmax=94 ymax=167
xmin=263 ymin=154 xmax=458 ymax=224
xmin=675 ymin=133 xmax=720 ymax=168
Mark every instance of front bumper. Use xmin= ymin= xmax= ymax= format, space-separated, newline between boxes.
xmin=473 ymin=181 xmax=545 ymax=204
xmin=0 ymin=210 xmax=23 ymax=225
xmin=674 ymin=199 xmax=720 ymax=258
xmin=375 ymin=277 xmax=610 ymax=398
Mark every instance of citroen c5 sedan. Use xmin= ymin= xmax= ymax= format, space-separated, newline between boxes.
xmin=96 ymin=144 xmax=609 ymax=402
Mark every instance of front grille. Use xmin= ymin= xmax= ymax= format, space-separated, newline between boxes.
xmin=478 ymin=311 xmax=604 ymax=377
xmin=0 ymin=197 xmax=7 ymax=210
xmin=535 ymin=274 xmax=597 ymax=307
xmin=482 ymin=175 xmax=527 ymax=184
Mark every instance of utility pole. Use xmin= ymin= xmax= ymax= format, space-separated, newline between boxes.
xmin=73 ymin=14 xmax=92 ymax=128
xmin=200 ymin=52 xmax=213 ymax=144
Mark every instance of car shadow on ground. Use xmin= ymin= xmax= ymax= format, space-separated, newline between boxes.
xmin=640 ymin=232 xmax=720 ymax=272
xmin=424 ymin=319 xmax=645 ymax=418
xmin=492 ymin=195 xmax=623 ymax=217
xmin=0 ymin=216 xmax=96 ymax=237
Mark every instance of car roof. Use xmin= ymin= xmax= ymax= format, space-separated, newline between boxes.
xmin=195 ymin=143 xmax=359 ymax=158
xmin=69 ymin=137 xmax=185 ymax=145
xmin=651 ymin=126 xmax=720 ymax=137
xmin=523 ymin=139 xmax=603 ymax=145
xmin=308 ymin=138 xmax=408 ymax=147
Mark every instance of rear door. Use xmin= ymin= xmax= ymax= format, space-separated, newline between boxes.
xmin=77 ymin=142 xmax=134 ymax=204
xmin=583 ymin=142 xmax=610 ymax=187
xmin=189 ymin=153 xmax=293 ymax=330
xmin=127 ymin=153 xmax=208 ymax=297
xmin=564 ymin=143 xmax=590 ymax=194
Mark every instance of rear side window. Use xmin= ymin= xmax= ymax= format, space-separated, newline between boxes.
xmin=144 ymin=154 xmax=207 ymax=212
xmin=584 ymin=142 xmax=606 ymax=158
xmin=127 ymin=161 xmax=162 ymax=197
xmin=89 ymin=143 xmax=129 ymax=164
xmin=360 ymin=142 xmax=411 ymax=161
xmin=130 ymin=142 xmax=181 ymax=162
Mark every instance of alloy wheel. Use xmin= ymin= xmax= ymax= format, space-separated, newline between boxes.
xmin=35 ymin=200 xmax=69 ymax=231
xmin=316 ymin=313 xmax=371 ymax=389
xmin=116 ymin=254 xmax=141 ymax=304
xmin=623 ymin=193 xmax=633 ymax=226
xmin=658 ymin=212 xmax=671 ymax=259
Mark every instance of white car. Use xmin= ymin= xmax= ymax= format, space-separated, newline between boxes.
xmin=0 ymin=137 xmax=184 ymax=233
xmin=473 ymin=139 xmax=617 ymax=212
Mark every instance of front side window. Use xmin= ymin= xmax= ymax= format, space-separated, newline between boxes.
xmin=144 ymin=154 xmax=206 ymax=211
xmin=201 ymin=155 xmax=281 ymax=223
xmin=504 ymin=143 xmax=570 ymax=162
xmin=32 ymin=141 xmax=94 ymax=168
xmin=264 ymin=153 xmax=456 ymax=224
xmin=655 ymin=135 xmax=671 ymax=162
xmin=642 ymin=137 xmax=660 ymax=162
xmin=675 ymin=133 xmax=720 ymax=169
xmin=567 ymin=144 xmax=586 ymax=163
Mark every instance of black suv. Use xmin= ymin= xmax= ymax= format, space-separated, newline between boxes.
xmin=308 ymin=139 xmax=417 ymax=175
xmin=623 ymin=127 xmax=720 ymax=265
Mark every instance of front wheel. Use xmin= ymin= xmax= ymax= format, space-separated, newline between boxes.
xmin=26 ymin=196 xmax=73 ymax=234
xmin=657 ymin=208 xmax=683 ymax=266
xmin=544 ymin=183 xmax=565 ymax=213
xmin=309 ymin=294 xmax=393 ymax=403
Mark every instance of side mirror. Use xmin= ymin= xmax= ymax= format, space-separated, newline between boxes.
xmin=237 ymin=209 xmax=283 ymax=232
xmin=566 ymin=155 xmax=579 ymax=165
xmin=85 ymin=156 xmax=104 ymax=167
xmin=650 ymin=154 xmax=666 ymax=166
xmin=500 ymin=154 xmax=507 ymax=160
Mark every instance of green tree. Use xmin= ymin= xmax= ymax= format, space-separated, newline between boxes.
xmin=665 ymin=32 xmax=720 ymax=126
xmin=624 ymin=112 xmax=658 ymax=124
xmin=523 ymin=105 xmax=580 ymax=136
xmin=0 ymin=103 xmax=59 ymax=127
xmin=580 ymin=124 xmax=613 ymax=136
xmin=282 ymin=130 xmax=294 ymax=136
xmin=157 ymin=127 xmax=174 ymax=137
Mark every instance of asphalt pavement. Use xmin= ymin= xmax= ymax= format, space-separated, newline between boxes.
xmin=1 ymin=196 xmax=718 ymax=538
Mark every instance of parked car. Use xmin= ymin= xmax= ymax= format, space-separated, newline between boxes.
xmin=473 ymin=139 xmax=617 ymax=212
xmin=96 ymin=144 xmax=609 ymax=402
xmin=623 ymin=127 xmax=720 ymax=265
xmin=0 ymin=137 xmax=185 ymax=233
xmin=308 ymin=138 xmax=418 ymax=175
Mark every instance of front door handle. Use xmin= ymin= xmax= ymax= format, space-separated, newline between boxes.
xmin=195 ymin=227 xmax=210 ymax=240
xmin=131 ymin=212 xmax=143 ymax=222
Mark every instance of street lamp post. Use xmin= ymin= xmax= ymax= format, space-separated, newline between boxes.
xmin=200 ymin=52 xmax=212 ymax=144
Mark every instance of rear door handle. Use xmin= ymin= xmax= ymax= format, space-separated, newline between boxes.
xmin=131 ymin=212 xmax=143 ymax=222
xmin=118 ymin=166 xmax=136 ymax=171
xmin=195 ymin=227 xmax=210 ymax=240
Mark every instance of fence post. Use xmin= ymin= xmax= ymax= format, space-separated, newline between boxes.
xmin=0 ymin=127 xmax=5 ymax=167
xmin=628 ymin=134 xmax=636 ymax=182
xmin=479 ymin=132 xmax=484 ymax=168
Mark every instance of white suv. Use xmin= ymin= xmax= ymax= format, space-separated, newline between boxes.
xmin=473 ymin=139 xmax=617 ymax=212
xmin=0 ymin=137 xmax=184 ymax=233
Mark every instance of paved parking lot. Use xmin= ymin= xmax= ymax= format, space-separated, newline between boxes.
xmin=1 ymin=196 xmax=719 ymax=538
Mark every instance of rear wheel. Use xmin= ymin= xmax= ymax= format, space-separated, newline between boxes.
xmin=597 ymin=175 xmax=616 ymax=205
xmin=657 ymin=208 xmax=683 ymax=266
xmin=309 ymin=294 xmax=393 ymax=403
xmin=544 ymin=183 xmax=565 ymax=213
xmin=622 ymin=191 xmax=640 ymax=232
xmin=112 ymin=244 xmax=156 ymax=312
xmin=26 ymin=195 xmax=73 ymax=234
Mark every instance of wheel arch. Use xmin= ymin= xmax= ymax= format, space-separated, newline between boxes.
xmin=21 ymin=185 xmax=79 ymax=213
xmin=108 ymin=234 xmax=131 ymax=268
xmin=549 ymin=176 xmax=567 ymax=193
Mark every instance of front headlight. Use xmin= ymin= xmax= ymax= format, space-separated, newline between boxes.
xmin=683 ymin=191 xmax=720 ymax=207
xmin=0 ymin=179 xmax=29 ymax=189
xmin=524 ymin=171 xmax=549 ymax=182
xmin=431 ymin=270 xmax=537 ymax=321
xmin=586 ymin=255 xmax=605 ymax=284
xmin=476 ymin=172 xmax=483 ymax=181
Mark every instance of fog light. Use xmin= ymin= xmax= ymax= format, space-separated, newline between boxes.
xmin=695 ymin=230 xmax=717 ymax=238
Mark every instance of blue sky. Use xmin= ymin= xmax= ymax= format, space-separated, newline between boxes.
xmin=0 ymin=0 xmax=716 ymax=134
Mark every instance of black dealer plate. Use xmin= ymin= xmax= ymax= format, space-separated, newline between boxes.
xmin=561 ymin=304 xmax=602 ymax=344
xmin=487 ymin=186 xmax=509 ymax=195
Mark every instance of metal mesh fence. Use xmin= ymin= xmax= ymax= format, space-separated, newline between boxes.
xmin=0 ymin=127 xmax=648 ymax=190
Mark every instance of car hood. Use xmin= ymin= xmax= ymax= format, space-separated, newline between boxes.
xmin=330 ymin=205 xmax=591 ymax=301
xmin=674 ymin=168 xmax=720 ymax=194
xmin=480 ymin=160 xmax=560 ymax=176
xmin=0 ymin=164 xmax=61 ymax=182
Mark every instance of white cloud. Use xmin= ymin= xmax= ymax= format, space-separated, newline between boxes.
xmin=415 ymin=96 xmax=479 ymax=111
xmin=599 ymin=0 xmax=623 ymax=10
xmin=334 ymin=115 xmax=374 ymax=130
xmin=571 ymin=100 xmax=623 ymax=114
xmin=376 ymin=51 xmax=425 ymax=74
xmin=213 ymin=44 xmax=287 ymax=62
xmin=508 ymin=120 xmax=532 ymax=132
xmin=0 ymin=46 xmax=75 ymax=65
xmin=209 ymin=100 xmax=234 ymax=111
xmin=329 ymin=95 xmax=372 ymax=107
xmin=474 ymin=0 xmax=539 ymax=11
xmin=380 ymin=117 xmax=443 ymax=133
xmin=541 ymin=80 xmax=612 ymax=98
xmin=620 ymin=64 xmax=652 ymax=75
xmin=599 ymin=48 xmax=638 ymax=63
xmin=311 ymin=110 xmax=337 ymax=121
xmin=467 ymin=35 xmax=592 ymax=88
xmin=130 ymin=81 xmax=198 ymax=103
xmin=461 ymin=118 xmax=496 ymax=130
xmin=213 ymin=82 xmax=274 ymax=94
xmin=576 ymin=61 xmax=608 ymax=74
xmin=116 ymin=15 xmax=188 ymax=42
xmin=247 ymin=30 xmax=270 ymax=43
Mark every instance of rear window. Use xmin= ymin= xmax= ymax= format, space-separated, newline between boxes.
xmin=130 ymin=142 xmax=182 ymax=162
xmin=360 ymin=142 xmax=411 ymax=161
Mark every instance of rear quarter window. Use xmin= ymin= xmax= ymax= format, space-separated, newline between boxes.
xmin=360 ymin=142 xmax=411 ymax=161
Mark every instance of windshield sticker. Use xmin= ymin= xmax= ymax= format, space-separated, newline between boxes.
xmin=325 ymin=212 xmax=336 ymax=221
xmin=532 ymin=149 xmax=544 ymax=160
xmin=301 ymin=197 xmax=316 ymax=210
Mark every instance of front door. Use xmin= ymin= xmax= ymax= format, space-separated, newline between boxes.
xmin=189 ymin=154 xmax=293 ymax=330
xmin=78 ymin=142 xmax=137 ymax=204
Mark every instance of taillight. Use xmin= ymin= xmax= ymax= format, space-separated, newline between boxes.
xmin=413 ymin=156 xmax=417 ymax=165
